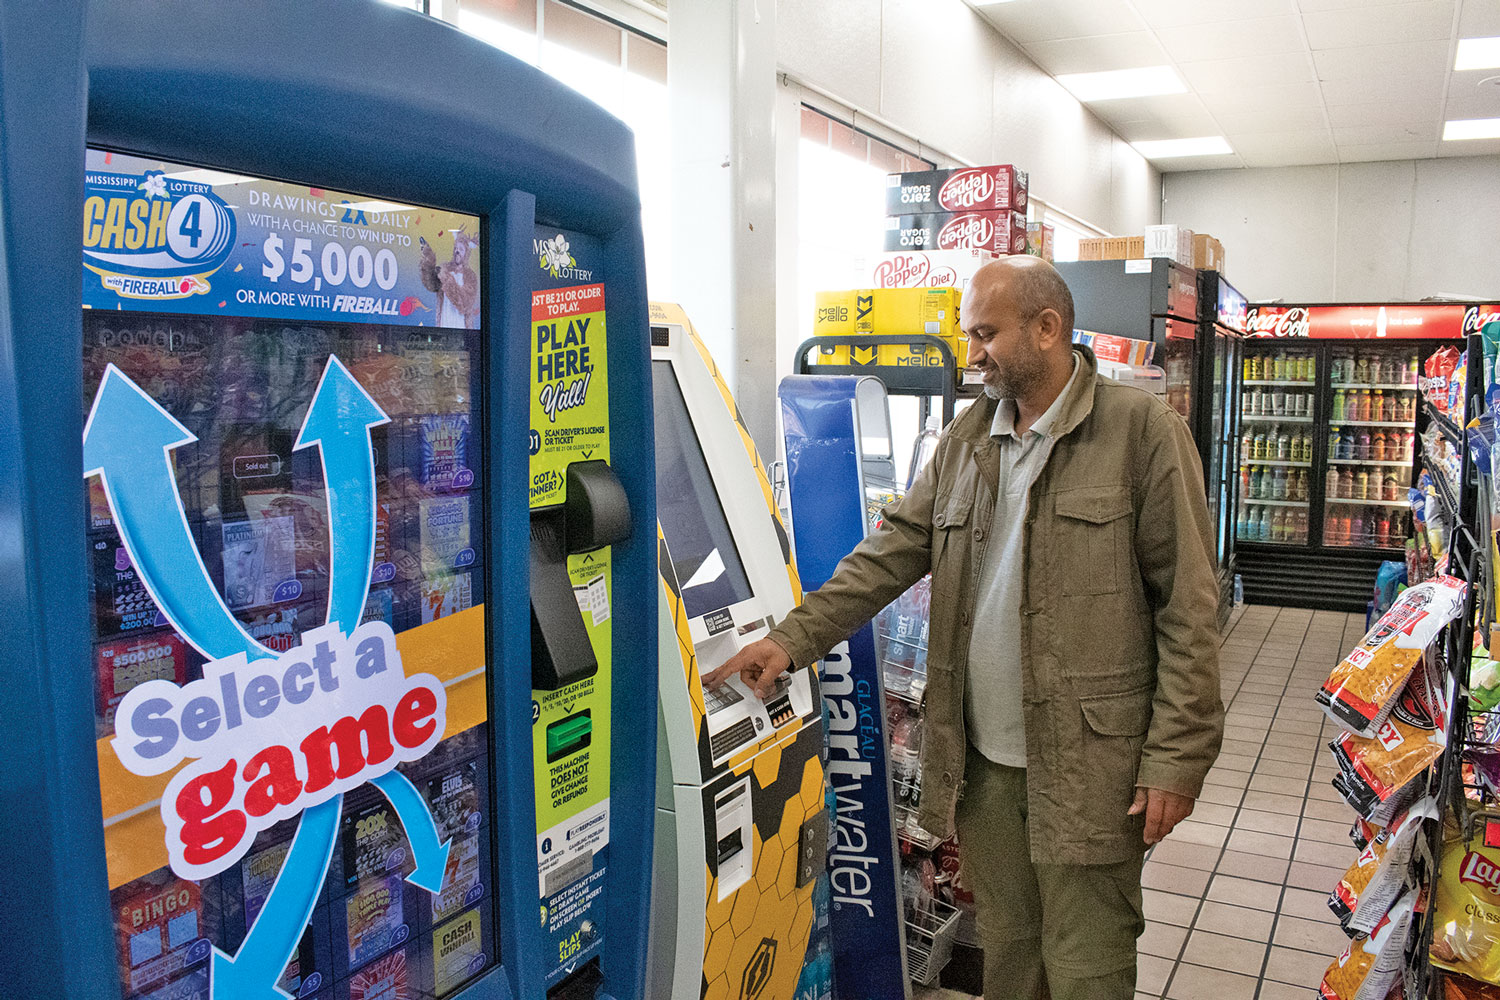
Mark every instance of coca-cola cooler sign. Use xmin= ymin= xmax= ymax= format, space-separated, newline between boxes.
xmin=1245 ymin=303 xmax=1500 ymax=339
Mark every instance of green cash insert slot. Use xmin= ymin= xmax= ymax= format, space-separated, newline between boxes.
xmin=546 ymin=710 xmax=593 ymax=762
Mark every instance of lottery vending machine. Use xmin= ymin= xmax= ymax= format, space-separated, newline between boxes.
xmin=646 ymin=304 xmax=831 ymax=1000
xmin=0 ymin=4 xmax=656 ymax=1000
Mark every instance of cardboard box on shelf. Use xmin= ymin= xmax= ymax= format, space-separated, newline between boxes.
xmin=1080 ymin=236 xmax=1146 ymax=261
xmin=1026 ymin=223 xmax=1055 ymax=262
xmin=1145 ymin=224 xmax=1194 ymax=265
xmin=885 ymin=165 xmax=1028 ymax=215
xmin=869 ymin=249 xmax=999 ymax=291
xmin=1192 ymin=233 xmax=1225 ymax=272
xmin=885 ymin=211 xmax=1028 ymax=255
xmin=812 ymin=287 xmax=965 ymax=369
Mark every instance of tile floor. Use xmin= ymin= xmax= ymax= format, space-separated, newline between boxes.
xmin=915 ymin=603 xmax=1366 ymax=1000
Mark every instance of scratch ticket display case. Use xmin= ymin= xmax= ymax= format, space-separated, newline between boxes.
xmin=0 ymin=4 xmax=656 ymax=1000
xmin=646 ymin=304 xmax=831 ymax=1000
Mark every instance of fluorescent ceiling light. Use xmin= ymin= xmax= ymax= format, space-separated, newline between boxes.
xmin=1131 ymin=136 xmax=1233 ymax=159
xmin=1456 ymin=37 xmax=1500 ymax=71
xmin=974 ymin=0 xmax=1023 ymax=5
xmin=1055 ymin=66 xmax=1185 ymax=102
xmin=1444 ymin=118 xmax=1500 ymax=140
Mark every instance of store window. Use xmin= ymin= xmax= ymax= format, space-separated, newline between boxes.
xmin=455 ymin=0 xmax=672 ymax=298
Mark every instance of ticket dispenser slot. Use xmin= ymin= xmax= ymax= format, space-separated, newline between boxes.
xmin=531 ymin=460 xmax=632 ymax=690
xmin=714 ymin=778 xmax=754 ymax=901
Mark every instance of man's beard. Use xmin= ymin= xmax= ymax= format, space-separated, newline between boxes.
xmin=979 ymin=347 xmax=1047 ymax=401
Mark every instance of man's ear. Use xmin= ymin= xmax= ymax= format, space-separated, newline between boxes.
xmin=1034 ymin=307 xmax=1066 ymax=351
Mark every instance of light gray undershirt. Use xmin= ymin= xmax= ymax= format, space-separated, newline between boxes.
xmin=965 ymin=356 xmax=1080 ymax=767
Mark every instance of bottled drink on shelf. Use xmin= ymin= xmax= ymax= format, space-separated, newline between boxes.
xmin=1339 ymin=469 xmax=1355 ymax=498
xmin=1254 ymin=430 xmax=1268 ymax=459
xmin=1356 ymin=356 xmax=1371 ymax=383
xmin=1332 ymin=389 xmax=1346 ymax=420
xmin=1325 ymin=467 xmax=1339 ymax=500
xmin=1277 ymin=429 xmax=1291 ymax=460
xmin=1372 ymin=430 xmax=1386 ymax=461
xmin=1258 ymin=507 xmax=1273 ymax=541
xmin=1329 ymin=428 xmax=1342 ymax=461
xmin=1351 ymin=510 xmax=1366 ymax=545
xmin=1372 ymin=390 xmax=1385 ymax=421
xmin=1273 ymin=352 xmax=1287 ymax=380
xmin=1271 ymin=388 xmax=1285 ymax=415
xmin=1375 ymin=514 xmax=1390 ymax=548
xmin=1272 ymin=467 xmax=1287 ymax=499
xmin=1357 ymin=429 xmax=1372 ymax=460
xmin=1240 ymin=465 xmax=1251 ymax=499
xmin=1385 ymin=474 xmax=1402 ymax=501
xmin=1238 ymin=505 xmax=1252 ymax=539
xmin=1407 ymin=354 xmax=1419 ymax=384
xmin=1243 ymin=355 xmax=1254 ymax=381
xmin=1330 ymin=356 xmax=1345 ymax=382
xmin=1293 ymin=469 xmax=1308 ymax=501
xmin=1340 ymin=432 xmax=1355 ymax=461
xmin=1293 ymin=508 xmax=1309 ymax=542
xmin=1361 ymin=389 xmax=1375 ymax=421
xmin=1250 ymin=466 xmax=1264 ymax=499
xmin=1354 ymin=470 xmax=1369 ymax=500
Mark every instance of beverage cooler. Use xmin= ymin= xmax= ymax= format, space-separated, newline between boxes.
xmin=1056 ymin=259 xmax=1201 ymax=423
xmin=1235 ymin=303 xmax=1484 ymax=611
xmin=1197 ymin=273 xmax=1248 ymax=621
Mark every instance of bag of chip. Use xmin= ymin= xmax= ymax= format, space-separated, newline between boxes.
xmin=1352 ymin=815 xmax=1381 ymax=852
xmin=1445 ymin=972 xmax=1500 ymax=1000
xmin=1321 ymin=890 xmax=1416 ymax=1000
xmin=1318 ymin=575 xmax=1465 ymax=737
xmin=1330 ymin=797 xmax=1438 ymax=934
xmin=1432 ymin=829 xmax=1500 ymax=983
xmin=1329 ymin=657 xmax=1451 ymax=824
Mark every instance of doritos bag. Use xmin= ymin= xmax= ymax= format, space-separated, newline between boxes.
xmin=1321 ymin=891 xmax=1416 ymax=1000
xmin=1329 ymin=658 xmax=1451 ymax=825
xmin=1318 ymin=576 xmax=1465 ymax=737
xmin=1330 ymin=798 xmax=1438 ymax=935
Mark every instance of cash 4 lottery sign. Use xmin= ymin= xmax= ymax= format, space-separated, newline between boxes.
xmin=83 ymin=149 xmax=481 ymax=328
xmin=85 ymin=357 xmax=454 ymax=999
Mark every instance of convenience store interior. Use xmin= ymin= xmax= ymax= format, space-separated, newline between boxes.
xmin=7 ymin=2 xmax=1500 ymax=1000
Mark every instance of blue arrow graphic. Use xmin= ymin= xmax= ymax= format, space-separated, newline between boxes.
xmin=83 ymin=365 xmax=267 ymax=663
xmin=372 ymin=771 xmax=452 ymax=893
xmin=211 ymin=796 xmax=342 ymax=1000
xmin=294 ymin=355 xmax=390 ymax=636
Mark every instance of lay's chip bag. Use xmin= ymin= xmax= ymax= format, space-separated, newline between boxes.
xmin=1433 ymin=829 xmax=1500 ymax=984
xmin=1318 ymin=576 xmax=1465 ymax=737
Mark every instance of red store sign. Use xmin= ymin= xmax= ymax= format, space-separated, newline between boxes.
xmin=1245 ymin=303 xmax=1500 ymax=339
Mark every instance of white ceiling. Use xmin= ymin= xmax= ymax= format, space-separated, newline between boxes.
xmin=971 ymin=0 xmax=1500 ymax=170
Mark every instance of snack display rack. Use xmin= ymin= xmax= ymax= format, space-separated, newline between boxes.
xmin=1307 ymin=330 xmax=1495 ymax=1000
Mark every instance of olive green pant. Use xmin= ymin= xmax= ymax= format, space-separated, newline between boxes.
xmin=956 ymin=746 xmax=1145 ymax=1000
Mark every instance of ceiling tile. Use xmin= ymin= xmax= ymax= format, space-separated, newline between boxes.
xmin=1436 ymin=136 xmax=1500 ymax=156
xmin=1216 ymin=106 xmax=1333 ymax=133
xmin=1113 ymin=113 xmax=1227 ymax=141
xmin=1229 ymin=130 xmax=1339 ymax=160
xmin=1312 ymin=39 xmax=1452 ymax=80
xmin=1152 ymin=152 xmax=1246 ymax=172
xmin=1334 ymin=122 xmax=1442 ymax=143
xmin=1022 ymin=32 xmax=1170 ymax=75
xmin=1131 ymin=0 xmax=1296 ymax=29
xmin=1459 ymin=1 xmax=1500 ymax=36
xmin=1082 ymin=91 xmax=1219 ymax=125
xmin=1239 ymin=146 xmax=1344 ymax=167
xmin=1319 ymin=72 xmax=1448 ymax=105
xmin=1336 ymin=139 xmax=1442 ymax=161
xmin=1301 ymin=1 xmax=1456 ymax=49
xmin=1152 ymin=16 xmax=1306 ymax=62
xmin=1198 ymin=80 xmax=1327 ymax=112
xmin=974 ymin=0 xmax=1143 ymax=45
xmin=1444 ymin=75 xmax=1500 ymax=117
xmin=1298 ymin=0 xmax=1436 ymax=9
xmin=1179 ymin=51 xmax=1316 ymax=92
xmin=1326 ymin=100 xmax=1444 ymax=127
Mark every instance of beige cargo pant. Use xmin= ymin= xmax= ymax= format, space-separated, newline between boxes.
xmin=956 ymin=746 xmax=1146 ymax=1000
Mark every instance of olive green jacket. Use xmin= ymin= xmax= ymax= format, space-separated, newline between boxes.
xmin=770 ymin=346 xmax=1224 ymax=865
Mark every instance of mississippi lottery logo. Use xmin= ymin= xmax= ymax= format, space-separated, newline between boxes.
xmin=83 ymin=169 xmax=236 ymax=300
xmin=85 ymin=357 xmax=451 ymax=999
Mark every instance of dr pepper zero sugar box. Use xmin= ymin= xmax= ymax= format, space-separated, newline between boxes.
xmin=884 ymin=210 xmax=1028 ymax=255
xmin=885 ymin=165 xmax=1028 ymax=215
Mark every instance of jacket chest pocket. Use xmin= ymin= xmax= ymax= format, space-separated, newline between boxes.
xmin=931 ymin=491 xmax=976 ymax=602
xmin=1053 ymin=485 xmax=1131 ymax=596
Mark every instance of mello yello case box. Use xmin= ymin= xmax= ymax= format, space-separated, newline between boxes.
xmin=812 ymin=287 xmax=964 ymax=371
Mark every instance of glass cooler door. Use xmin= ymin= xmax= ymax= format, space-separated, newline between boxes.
xmin=1238 ymin=341 xmax=1317 ymax=546
xmin=1320 ymin=343 xmax=1419 ymax=550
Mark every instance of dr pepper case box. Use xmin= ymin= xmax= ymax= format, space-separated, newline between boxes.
xmin=884 ymin=211 xmax=1028 ymax=255
xmin=885 ymin=165 xmax=1027 ymax=215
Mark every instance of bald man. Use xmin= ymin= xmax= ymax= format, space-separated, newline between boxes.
xmin=707 ymin=257 xmax=1224 ymax=1000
